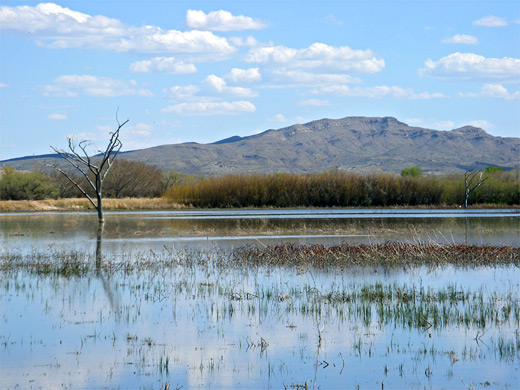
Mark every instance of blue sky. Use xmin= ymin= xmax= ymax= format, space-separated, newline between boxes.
xmin=1 ymin=0 xmax=519 ymax=160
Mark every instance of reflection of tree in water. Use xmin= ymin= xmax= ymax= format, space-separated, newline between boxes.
xmin=96 ymin=223 xmax=121 ymax=320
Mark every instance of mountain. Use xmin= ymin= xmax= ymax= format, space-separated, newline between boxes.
xmin=3 ymin=116 xmax=519 ymax=175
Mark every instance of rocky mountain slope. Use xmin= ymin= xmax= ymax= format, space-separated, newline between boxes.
xmin=3 ymin=116 xmax=519 ymax=175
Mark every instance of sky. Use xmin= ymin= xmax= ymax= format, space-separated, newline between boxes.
xmin=0 ymin=0 xmax=519 ymax=160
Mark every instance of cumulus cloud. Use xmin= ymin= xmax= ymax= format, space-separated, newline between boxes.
xmin=310 ymin=85 xmax=447 ymax=99
xmin=0 ymin=3 xmax=236 ymax=57
xmin=420 ymin=53 xmax=520 ymax=82
xmin=48 ymin=113 xmax=67 ymax=120
xmin=442 ymin=34 xmax=478 ymax=45
xmin=229 ymin=36 xmax=261 ymax=47
xmin=186 ymin=9 xmax=266 ymax=31
xmin=165 ymin=85 xmax=201 ymax=100
xmin=129 ymin=57 xmax=197 ymax=74
xmin=41 ymin=74 xmax=153 ymax=97
xmin=225 ymin=68 xmax=261 ymax=83
xmin=461 ymin=83 xmax=520 ymax=101
xmin=165 ymin=74 xmax=258 ymax=101
xmin=202 ymin=75 xmax=257 ymax=98
xmin=245 ymin=43 xmax=385 ymax=73
xmin=473 ymin=15 xmax=508 ymax=27
xmin=162 ymin=101 xmax=256 ymax=115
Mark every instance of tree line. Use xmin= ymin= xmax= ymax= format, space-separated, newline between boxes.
xmin=1 ymin=163 xmax=518 ymax=207
xmin=0 ymin=161 xmax=191 ymax=201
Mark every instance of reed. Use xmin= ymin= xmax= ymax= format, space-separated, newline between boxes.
xmin=165 ymin=171 xmax=519 ymax=208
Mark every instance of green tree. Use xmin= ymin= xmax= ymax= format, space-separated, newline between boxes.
xmin=0 ymin=166 xmax=58 ymax=200
xmin=400 ymin=166 xmax=422 ymax=178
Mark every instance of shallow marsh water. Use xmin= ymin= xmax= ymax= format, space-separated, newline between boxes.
xmin=0 ymin=209 xmax=519 ymax=389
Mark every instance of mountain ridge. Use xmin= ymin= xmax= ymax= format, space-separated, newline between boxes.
xmin=3 ymin=116 xmax=519 ymax=175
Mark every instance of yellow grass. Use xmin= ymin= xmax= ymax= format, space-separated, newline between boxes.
xmin=0 ymin=198 xmax=184 ymax=212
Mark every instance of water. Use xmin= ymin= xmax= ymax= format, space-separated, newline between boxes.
xmin=1 ymin=209 xmax=519 ymax=253
xmin=0 ymin=209 xmax=519 ymax=389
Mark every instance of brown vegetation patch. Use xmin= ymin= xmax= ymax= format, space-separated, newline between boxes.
xmin=233 ymin=243 xmax=520 ymax=268
xmin=0 ymin=198 xmax=184 ymax=212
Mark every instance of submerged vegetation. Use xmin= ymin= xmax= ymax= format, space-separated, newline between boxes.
xmin=1 ymin=243 xmax=519 ymax=389
xmin=2 ymin=243 xmax=518 ymax=275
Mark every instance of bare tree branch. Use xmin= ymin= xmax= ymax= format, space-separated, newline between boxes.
xmin=464 ymin=169 xmax=488 ymax=208
xmin=48 ymin=115 xmax=129 ymax=223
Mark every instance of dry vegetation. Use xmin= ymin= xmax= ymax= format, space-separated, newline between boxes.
xmin=0 ymin=198 xmax=184 ymax=212
xmin=234 ymin=243 xmax=520 ymax=269
xmin=165 ymin=171 xmax=519 ymax=208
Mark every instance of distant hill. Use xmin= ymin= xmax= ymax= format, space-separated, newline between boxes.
xmin=3 ymin=116 xmax=519 ymax=175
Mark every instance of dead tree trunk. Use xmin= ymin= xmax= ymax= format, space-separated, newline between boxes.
xmin=50 ymin=116 xmax=128 ymax=223
xmin=464 ymin=169 xmax=487 ymax=208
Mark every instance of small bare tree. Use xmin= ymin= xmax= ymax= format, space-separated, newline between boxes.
xmin=464 ymin=169 xmax=487 ymax=208
xmin=50 ymin=117 xmax=129 ymax=223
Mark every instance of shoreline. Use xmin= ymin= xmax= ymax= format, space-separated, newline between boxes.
xmin=0 ymin=197 xmax=518 ymax=212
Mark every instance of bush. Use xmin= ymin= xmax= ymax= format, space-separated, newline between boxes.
xmin=0 ymin=166 xmax=59 ymax=200
xmin=401 ymin=166 xmax=422 ymax=178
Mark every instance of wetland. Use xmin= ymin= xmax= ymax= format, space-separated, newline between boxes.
xmin=1 ymin=209 xmax=519 ymax=389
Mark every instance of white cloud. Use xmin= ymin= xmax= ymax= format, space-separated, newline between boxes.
xmin=165 ymin=74 xmax=258 ymax=101
xmin=298 ymin=98 xmax=331 ymax=106
xmin=185 ymin=9 xmax=266 ymax=31
xmin=420 ymin=53 xmax=520 ymax=82
xmin=473 ymin=15 xmax=508 ymax=27
xmin=225 ymin=68 xmax=261 ymax=83
xmin=165 ymin=85 xmax=201 ymax=100
xmin=467 ymin=120 xmax=495 ymax=129
xmin=245 ymin=43 xmax=385 ymax=73
xmin=442 ymin=34 xmax=478 ymax=45
xmin=202 ymin=75 xmax=257 ymax=98
xmin=311 ymin=85 xmax=447 ymax=99
xmin=129 ymin=57 xmax=197 ymax=74
xmin=41 ymin=74 xmax=153 ymax=97
xmin=461 ymin=83 xmax=520 ymax=101
xmin=0 ymin=83 xmax=9 ymax=88
xmin=47 ymin=113 xmax=67 ymax=120
xmin=229 ymin=36 xmax=261 ymax=47
xmin=162 ymin=101 xmax=256 ymax=115
xmin=0 ymin=3 xmax=236 ymax=57
xmin=269 ymin=114 xmax=288 ymax=122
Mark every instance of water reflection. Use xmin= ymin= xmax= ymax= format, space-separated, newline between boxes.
xmin=1 ymin=246 xmax=518 ymax=389
xmin=1 ymin=209 xmax=519 ymax=253
xmin=0 ymin=209 xmax=518 ymax=389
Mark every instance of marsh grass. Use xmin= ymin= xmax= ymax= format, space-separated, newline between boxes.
xmin=1 ymin=243 xmax=518 ymax=276
xmin=233 ymin=243 xmax=520 ymax=268
xmin=0 ymin=197 xmax=184 ymax=212
xmin=2 ymin=243 xmax=519 ymax=389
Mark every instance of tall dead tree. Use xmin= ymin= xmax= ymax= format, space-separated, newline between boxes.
xmin=464 ymin=169 xmax=487 ymax=208
xmin=50 ymin=117 xmax=129 ymax=223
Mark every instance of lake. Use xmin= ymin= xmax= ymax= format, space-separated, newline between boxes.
xmin=0 ymin=209 xmax=519 ymax=389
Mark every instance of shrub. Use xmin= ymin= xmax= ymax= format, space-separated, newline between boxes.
xmin=0 ymin=166 xmax=59 ymax=200
xmin=401 ymin=166 xmax=422 ymax=178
